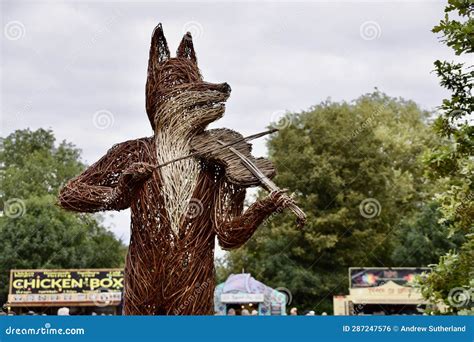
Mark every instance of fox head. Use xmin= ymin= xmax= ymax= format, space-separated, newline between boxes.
xmin=146 ymin=23 xmax=231 ymax=134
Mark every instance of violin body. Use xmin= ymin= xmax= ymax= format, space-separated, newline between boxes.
xmin=191 ymin=128 xmax=275 ymax=187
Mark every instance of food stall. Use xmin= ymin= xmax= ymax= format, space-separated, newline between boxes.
xmin=333 ymin=267 xmax=432 ymax=315
xmin=6 ymin=269 xmax=123 ymax=315
xmin=214 ymin=273 xmax=287 ymax=315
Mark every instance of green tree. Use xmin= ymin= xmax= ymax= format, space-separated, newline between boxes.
xmin=0 ymin=129 xmax=126 ymax=305
xmin=225 ymin=92 xmax=444 ymax=313
xmin=419 ymin=0 xmax=473 ymax=315
xmin=391 ymin=201 xmax=464 ymax=266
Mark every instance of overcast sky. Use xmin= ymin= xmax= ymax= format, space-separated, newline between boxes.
xmin=0 ymin=0 xmax=465 ymax=250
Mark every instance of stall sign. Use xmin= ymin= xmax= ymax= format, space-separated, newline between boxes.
xmin=221 ymin=293 xmax=265 ymax=303
xmin=350 ymin=267 xmax=430 ymax=288
xmin=8 ymin=269 xmax=123 ymax=304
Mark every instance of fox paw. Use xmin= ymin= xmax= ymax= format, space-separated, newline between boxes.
xmin=122 ymin=162 xmax=155 ymax=183
xmin=269 ymin=189 xmax=295 ymax=210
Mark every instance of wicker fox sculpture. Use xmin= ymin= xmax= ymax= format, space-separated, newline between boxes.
xmin=58 ymin=23 xmax=295 ymax=315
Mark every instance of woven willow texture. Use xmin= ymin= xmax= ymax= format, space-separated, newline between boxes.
xmin=59 ymin=24 xmax=295 ymax=315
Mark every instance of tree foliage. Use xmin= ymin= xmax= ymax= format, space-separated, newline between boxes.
xmin=0 ymin=129 xmax=126 ymax=305
xmin=419 ymin=0 xmax=474 ymax=315
xmin=391 ymin=202 xmax=464 ymax=266
xmin=224 ymin=92 xmax=452 ymax=313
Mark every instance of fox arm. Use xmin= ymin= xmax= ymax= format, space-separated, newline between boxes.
xmin=58 ymin=140 xmax=149 ymax=212
xmin=214 ymin=186 xmax=281 ymax=250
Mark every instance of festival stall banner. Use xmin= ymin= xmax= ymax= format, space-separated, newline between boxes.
xmin=349 ymin=268 xmax=431 ymax=288
xmin=8 ymin=269 xmax=123 ymax=305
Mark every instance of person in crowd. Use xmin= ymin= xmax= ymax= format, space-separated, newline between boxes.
xmin=306 ymin=310 xmax=315 ymax=316
xmin=227 ymin=308 xmax=236 ymax=316
xmin=251 ymin=310 xmax=258 ymax=315
xmin=241 ymin=309 xmax=250 ymax=316
xmin=290 ymin=307 xmax=298 ymax=315
xmin=57 ymin=307 xmax=70 ymax=316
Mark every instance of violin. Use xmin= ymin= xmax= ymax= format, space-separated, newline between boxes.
xmin=155 ymin=128 xmax=307 ymax=228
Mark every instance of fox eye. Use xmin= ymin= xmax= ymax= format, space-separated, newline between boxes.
xmin=176 ymin=32 xmax=197 ymax=64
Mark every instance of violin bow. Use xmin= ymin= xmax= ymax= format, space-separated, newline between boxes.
xmin=216 ymin=140 xmax=307 ymax=228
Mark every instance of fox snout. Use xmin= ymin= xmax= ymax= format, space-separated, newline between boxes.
xmin=212 ymin=82 xmax=231 ymax=95
xmin=183 ymin=81 xmax=231 ymax=94
xmin=185 ymin=82 xmax=232 ymax=99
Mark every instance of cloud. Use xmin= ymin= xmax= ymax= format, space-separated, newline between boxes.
xmin=1 ymin=0 xmax=465 ymax=251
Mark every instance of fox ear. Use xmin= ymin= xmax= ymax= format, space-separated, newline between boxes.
xmin=176 ymin=32 xmax=197 ymax=64
xmin=149 ymin=23 xmax=170 ymax=67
